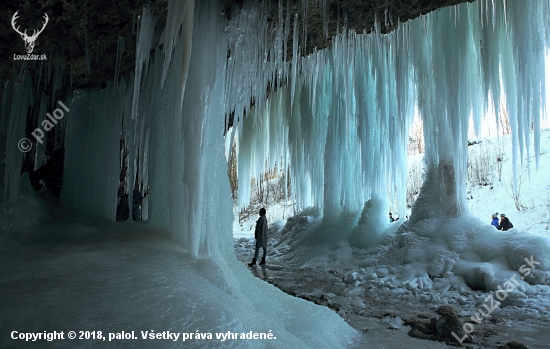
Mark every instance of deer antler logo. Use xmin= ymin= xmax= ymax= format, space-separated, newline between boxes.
xmin=11 ymin=11 xmax=49 ymax=54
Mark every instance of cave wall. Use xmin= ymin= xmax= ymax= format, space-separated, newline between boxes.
xmin=0 ymin=0 xmax=471 ymax=91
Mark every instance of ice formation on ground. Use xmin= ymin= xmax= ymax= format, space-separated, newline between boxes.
xmin=0 ymin=195 xmax=357 ymax=349
xmin=235 ymin=129 xmax=550 ymax=347
xmin=266 ymin=185 xmax=550 ymax=299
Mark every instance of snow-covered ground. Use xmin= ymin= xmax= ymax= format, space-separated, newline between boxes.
xmin=234 ymin=128 xmax=550 ymax=348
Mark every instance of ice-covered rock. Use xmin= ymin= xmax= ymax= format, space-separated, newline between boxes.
xmin=435 ymin=305 xmax=469 ymax=343
xmin=343 ymin=271 xmax=358 ymax=284
xmin=498 ymin=290 xmax=526 ymax=307
xmin=454 ymin=262 xmax=496 ymax=291
xmin=350 ymin=298 xmax=365 ymax=308
xmin=334 ymin=296 xmax=351 ymax=308
xmin=457 ymin=296 xmax=468 ymax=305
xmin=420 ymin=294 xmax=431 ymax=303
xmin=382 ymin=316 xmax=403 ymax=329
xmin=349 ymin=196 xmax=391 ymax=249
xmin=376 ymin=268 xmax=389 ymax=278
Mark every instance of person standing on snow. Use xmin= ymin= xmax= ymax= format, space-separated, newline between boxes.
xmin=249 ymin=208 xmax=268 ymax=267
xmin=499 ymin=213 xmax=514 ymax=231
xmin=491 ymin=212 xmax=500 ymax=230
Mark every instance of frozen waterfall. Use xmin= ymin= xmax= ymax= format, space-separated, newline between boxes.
xmin=232 ymin=0 xmax=549 ymax=224
xmin=1 ymin=0 xmax=550 ymax=348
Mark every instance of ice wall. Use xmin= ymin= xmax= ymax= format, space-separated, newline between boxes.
xmin=58 ymin=0 xmax=227 ymax=254
xmin=232 ymin=0 xmax=549 ymax=224
xmin=1 ymin=60 xmax=72 ymax=205
xmin=1 ymin=78 xmax=33 ymax=204
xmin=61 ymin=84 xmax=129 ymax=220
xmin=140 ymin=1 xmax=356 ymax=346
xmin=46 ymin=0 xmax=549 ymax=248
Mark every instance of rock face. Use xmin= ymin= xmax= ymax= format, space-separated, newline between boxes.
xmin=259 ymin=0 xmax=475 ymax=57
xmin=497 ymin=341 xmax=530 ymax=349
xmin=1 ymin=0 xmax=148 ymax=89
xmin=434 ymin=305 xmax=467 ymax=342
xmin=1 ymin=0 xmax=471 ymax=89
xmin=407 ymin=305 xmax=472 ymax=344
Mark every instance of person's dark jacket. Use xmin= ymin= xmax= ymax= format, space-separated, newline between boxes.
xmin=255 ymin=215 xmax=268 ymax=248
xmin=500 ymin=218 xmax=513 ymax=231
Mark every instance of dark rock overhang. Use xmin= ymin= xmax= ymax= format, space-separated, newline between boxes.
xmin=0 ymin=0 xmax=472 ymax=90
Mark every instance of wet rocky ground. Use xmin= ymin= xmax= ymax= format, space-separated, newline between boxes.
xmin=234 ymin=238 xmax=550 ymax=349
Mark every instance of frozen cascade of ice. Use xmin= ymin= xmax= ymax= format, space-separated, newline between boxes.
xmin=244 ymin=0 xmax=550 ymax=297
xmin=2 ymin=0 xmax=550 ymax=346
xmin=62 ymin=5 xmax=154 ymax=221
xmin=61 ymin=81 xmax=128 ymax=220
xmin=291 ymin=14 xmax=299 ymax=110
xmin=161 ymin=0 xmax=195 ymax=104
xmin=126 ymin=5 xmax=155 ymax=212
xmin=0 ymin=64 xmax=65 ymax=205
xmin=2 ymin=76 xmax=33 ymax=204
xmin=234 ymin=23 xmax=414 ymax=219
xmin=146 ymin=1 xmax=355 ymax=346
xmin=232 ymin=0 xmax=549 ymax=225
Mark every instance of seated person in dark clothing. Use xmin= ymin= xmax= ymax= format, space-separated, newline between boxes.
xmin=29 ymin=147 xmax=65 ymax=197
xmin=499 ymin=213 xmax=514 ymax=231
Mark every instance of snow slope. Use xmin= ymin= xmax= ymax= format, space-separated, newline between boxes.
xmin=466 ymin=129 xmax=550 ymax=238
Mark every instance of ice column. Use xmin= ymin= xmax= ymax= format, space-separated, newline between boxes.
xmin=2 ymin=77 xmax=33 ymax=204
xmin=61 ymin=82 xmax=129 ymax=220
